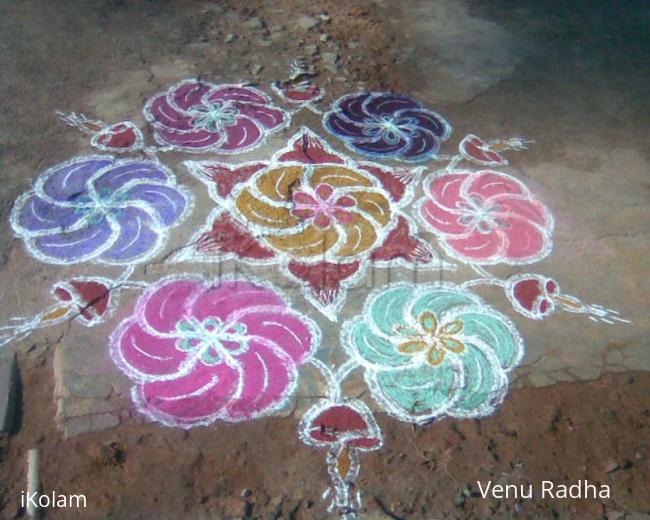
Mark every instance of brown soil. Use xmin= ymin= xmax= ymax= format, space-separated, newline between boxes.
xmin=1 ymin=349 xmax=649 ymax=519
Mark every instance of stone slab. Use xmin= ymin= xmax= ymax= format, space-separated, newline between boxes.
xmin=0 ymin=352 xmax=19 ymax=434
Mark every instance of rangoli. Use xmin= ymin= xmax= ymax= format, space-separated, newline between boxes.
xmin=0 ymin=77 xmax=630 ymax=518
xmin=10 ymin=156 xmax=192 ymax=265
xmin=110 ymin=275 xmax=320 ymax=427
xmin=323 ymin=91 xmax=452 ymax=162
xmin=174 ymin=127 xmax=448 ymax=320
xmin=417 ymin=169 xmax=554 ymax=265
xmin=143 ymin=79 xmax=290 ymax=154
xmin=342 ymin=282 xmax=523 ymax=423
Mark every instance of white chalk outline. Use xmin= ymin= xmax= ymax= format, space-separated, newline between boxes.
xmin=271 ymin=80 xmax=325 ymax=114
xmin=415 ymin=168 xmax=555 ymax=266
xmin=109 ymin=273 xmax=322 ymax=429
xmin=10 ymin=155 xmax=194 ymax=266
xmin=504 ymin=272 xmax=630 ymax=325
xmin=323 ymin=91 xmax=453 ymax=163
xmin=143 ymin=79 xmax=292 ymax=154
xmin=298 ymin=398 xmax=382 ymax=516
xmin=340 ymin=281 xmax=525 ymax=424
xmin=51 ymin=275 xmax=122 ymax=327
xmin=458 ymin=134 xmax=508 ymax=166
xmin=0 ymin=267 xmax=135 ymax=348
xmin=90 ymin=121 xmax=145 ymax=153
xmin=173 ymin=127 xmax=454 ymax=321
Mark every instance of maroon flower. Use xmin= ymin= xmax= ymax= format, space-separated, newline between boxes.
xmin=505 ymin=274 xmax=559 ymax=319
xmin=53 ymin=278 xmax=113 ymax=326
xmin=272 ymin=80 xmax=324 ymax=104
xmin=301 ymin=400 xmax=382 ymax=450
xmin=91 ymin=122 xmax=144 ymax=152
xmin=144 ymin=79 xmax=289 ymax=153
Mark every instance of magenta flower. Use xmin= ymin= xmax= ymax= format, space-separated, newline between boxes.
xmin=110 ymin=276 xmax=320 ymax=428
xmin=143 ymin=79 xmax=289 ymax=153
xmin=418 ymin=170 xmax=554 ymax=264
xmin=290 ymin=183 xmax=357 ymax=229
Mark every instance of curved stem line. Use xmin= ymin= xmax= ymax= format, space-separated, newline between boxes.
xmin=334 ymin=358 xmax=360 ymax=389
xmin=0 ymin=305 xmax=67 ymax=348
xmin=460 ymin=277 xmax=505 ymax=289
xmin=470 ymin=264 xmax=498 ymax=279
xmin=305 ymin=103 xmax=323 ymax=115
xmin=444 ymin=154 xmax=463 ymax=170
xmin=115 ymin=265 xmax=135 ymax=284
xmin=308 ymin=358 xmax=339 ymax=401
xmin=121 ymin=281 xmax=149 ymax=289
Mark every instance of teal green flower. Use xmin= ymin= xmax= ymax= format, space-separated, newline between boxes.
xmin=342 ymin=283 xmax=524 ymax=423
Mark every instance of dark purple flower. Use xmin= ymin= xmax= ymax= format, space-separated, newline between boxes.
xmin=324 ymin=92 xmax=452 ymax=162
xmin=11 ymin=156 xmax=191 ymax=265
xmin=143 ymin=79 xmax=290 ymax=153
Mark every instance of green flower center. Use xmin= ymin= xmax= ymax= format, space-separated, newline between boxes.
xmin=73 ymin=188 xmax=130 ymax=224
xmin=456 ymin=194 xmax=509 ymax=234
xmin=176 ymin=317 xmax=249 ymax=365
xmin=394 ymin=311 xmax=465 ymax=366
xmin=189 ymin=101 xmax=240 ymax=132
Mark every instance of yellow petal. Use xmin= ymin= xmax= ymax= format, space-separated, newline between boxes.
xmin=346 ymin=191 xmax=392 ymax=226
xmin=42 ymin=305 xmax=71 ymax=322
xmin=441 ymin=320 xmax=464 ymax=335
xmin=337 ymin=446 xmax=351 ymax=479
xmin=426 ymin=347 xmax=446 ymax=366
xmin=554 ymin=294 xmax=584 ymax=310
xmin=310 ymin=166 xmax=373 ymax=189
xmin=336 ymin=214 xmax=378 ymax=257
xmin=419 ymin=311 xmax=438 ymax=334
xmin=266 ymin=226 xmax=338 ymax=257
xmin=256 ymin=166 xmax=304 ymax=202
xmin=397 ymin=340 xmax=428 ymax=354
xmin=235 ymin=189 xmax=299 ymax=229
xmin=440 ymin=337 xmax=465 ymax=353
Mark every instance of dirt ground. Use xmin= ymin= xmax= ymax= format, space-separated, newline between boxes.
xmin=2 ymin=354 xmax=649 ymax=519
xmin=0 ymin=0 xmax=648 ymax=519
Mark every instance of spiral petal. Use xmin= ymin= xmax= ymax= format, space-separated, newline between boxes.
xmin=40 ymin=158 xmax=112 ymax=202
xmin=100 ymin=207 xmax=160 ymax=263
xmin=93 ymin=161 xmax=169 ymax=192
xmin=15 ymin=194 xmax=86 ymax=233
xmin=33 ymin=217 xmax=114 ymax=263
xmin=113 ymin=319 xmax=187 ymax=379
xmin=136 ymin=362 xmax=239 ymax=427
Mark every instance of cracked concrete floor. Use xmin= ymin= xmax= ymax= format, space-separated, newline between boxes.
xmin=0 ymin=0 xmax=648 ymax=518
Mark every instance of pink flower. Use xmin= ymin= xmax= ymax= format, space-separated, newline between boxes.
xmin=110 ymin=276 xmax=319 ymax=428
xmin=143 ymin=80 xmax=289 ymax=153
xmin=418 ymin=170 xmax=553 ymax=264
xmin=290 ymin=183 xmax=357 ymax=229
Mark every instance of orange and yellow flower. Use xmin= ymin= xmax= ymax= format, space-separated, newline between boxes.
xmin=234 ymin=164 xmax=393 ymax=260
